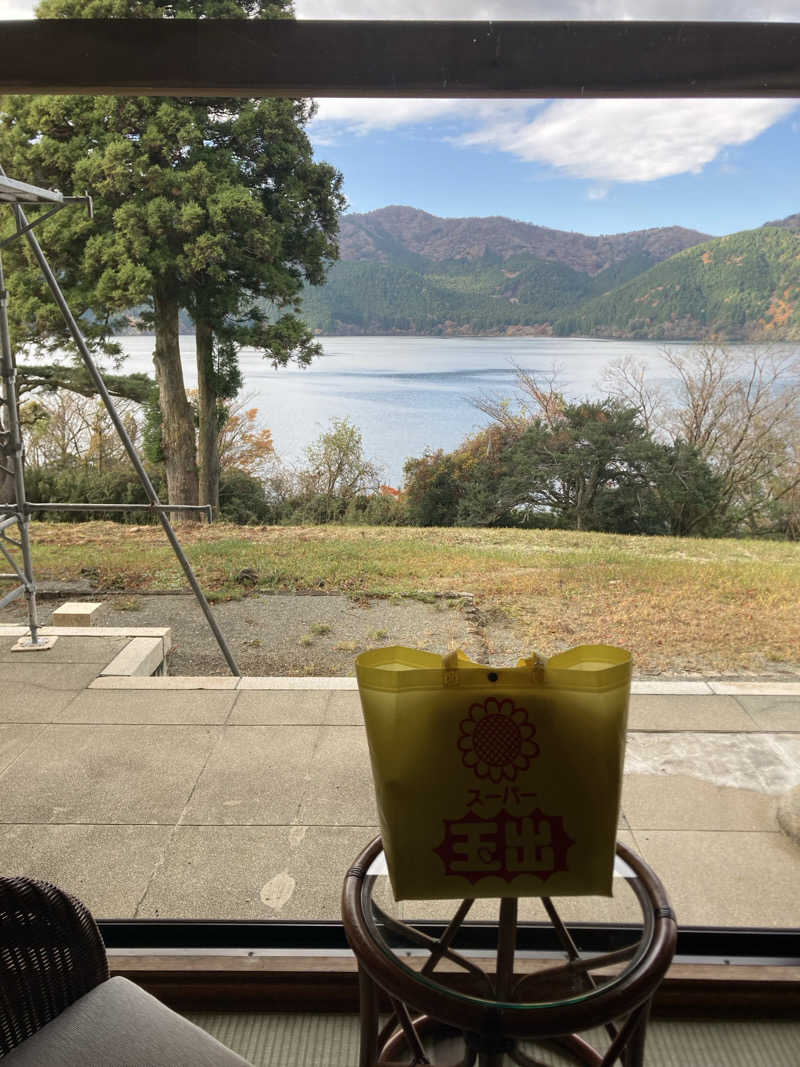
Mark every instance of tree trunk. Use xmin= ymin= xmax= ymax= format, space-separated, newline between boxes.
xmin=152 ymin=289 xmax=199 ymax=519
xmin=196 ymin=317 xmax=220 ymax=516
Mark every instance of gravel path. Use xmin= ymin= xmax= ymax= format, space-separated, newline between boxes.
xmin=2 ymin=590 xmax=523 ymax=676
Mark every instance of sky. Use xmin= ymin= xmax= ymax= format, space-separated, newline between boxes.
xmin=2 ymin=2 xmax=800 ymax=236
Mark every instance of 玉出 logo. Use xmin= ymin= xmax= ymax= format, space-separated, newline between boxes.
xmin=435 ymin=696 xmax=574 ymax=884
xmin=434 ymin=808 xmax=574 ymax=884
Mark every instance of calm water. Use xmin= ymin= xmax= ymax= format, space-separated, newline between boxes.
xmin=118 ymin=334 xmax=693 ymax=485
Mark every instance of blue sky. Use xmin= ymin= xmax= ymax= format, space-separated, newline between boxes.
xmin=3 ymin=1 xmax=800 ymax=237
xmin=310 ymin=102 xmax=800 ymax=236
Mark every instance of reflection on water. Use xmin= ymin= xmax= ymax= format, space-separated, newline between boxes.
xmin=113 ymin=334 xmax=708 ymax=485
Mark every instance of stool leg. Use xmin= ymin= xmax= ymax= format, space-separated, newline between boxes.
xmin=358 ymin=965 xmax=379 ymax=1067
xmin=621 ymin=1000 xmax=651 ymax=1067
xmin=496 ymin=898 xmax=518 ymax=1001
xmin=599 ymin=1001 xmax=650 ymax=1067
xmin=478 ymin=898 xmax=518 ymax=1065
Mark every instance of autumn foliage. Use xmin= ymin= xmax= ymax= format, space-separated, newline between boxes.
xmin=216 ymin=398 xmax=275 ymax=479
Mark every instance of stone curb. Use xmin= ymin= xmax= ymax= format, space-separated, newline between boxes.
xmin=0 ymin=623 xmax=171 ymax=677
xmin=100 ymin=637 xmax=165 ymax=678
xmin=3 ymin=624 xmax=800 ymax=694
xmin=86 ymin=675 xmax=800 ymax=694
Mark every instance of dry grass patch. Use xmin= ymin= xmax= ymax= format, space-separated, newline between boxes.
xmin=12 ymin=521 xmax=800 ymax=677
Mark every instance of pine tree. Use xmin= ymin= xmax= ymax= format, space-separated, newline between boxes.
xmin=0 ymin=0 xmax=344 ymax=513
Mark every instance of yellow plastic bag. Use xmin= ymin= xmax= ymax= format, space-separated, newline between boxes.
xmin=356 ymin=645 xmax=631 ymax=901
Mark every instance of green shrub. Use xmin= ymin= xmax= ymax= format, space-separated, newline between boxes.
xmin=25 ymin=462 xmax=164 ymax=523
xmin=218 ymin=469 xmax=272 ymax=525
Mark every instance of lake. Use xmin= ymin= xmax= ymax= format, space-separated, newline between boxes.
xmin=118 ymin=334 xmax=695 ymax=486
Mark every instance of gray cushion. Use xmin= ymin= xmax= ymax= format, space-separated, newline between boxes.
xmin=3 ymin=975 xmax=252 ymax=1066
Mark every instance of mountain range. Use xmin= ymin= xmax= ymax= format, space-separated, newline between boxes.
xmin=301 ymin=206 xmax=800 ymax=340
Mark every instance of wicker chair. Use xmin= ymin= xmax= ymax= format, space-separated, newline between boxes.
xmin=0 ymin=876 xmax=251 ymax=1065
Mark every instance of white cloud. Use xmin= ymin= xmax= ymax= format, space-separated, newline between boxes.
xmin=455 ymin=99 xmax=797 ymax=182
xmin=312 ymin=99 xmax=476 ymax=134
xmin=311 ymin=98 xmax=534 ymax=135
xmin=5 ymin=0 xmax=799 ymax=187
xmin=0 ymin=0 xmax=35 ymax=15
xmin=300 ymin=3 xmax=800 ymax=181
xmin=7 ymin=0 xmax=799 ymax=18
xmin=311 ymin=97 xmax=797 ymax=185
xmin=296 ymin=0 xmax=800 ymax=19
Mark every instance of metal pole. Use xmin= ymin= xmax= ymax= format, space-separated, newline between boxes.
xmin=7 ymin=193 xmax=240 ymax=675
xmin=0 ymin=502 xmax=213 ymax=517
xmin=0 ymin=250 xmax=42 ymax=644
xmin=0 ymin=584 xmax=26 ymax=610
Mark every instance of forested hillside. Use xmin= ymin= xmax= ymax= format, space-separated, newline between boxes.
xmin=301 ymin=256 xmax=594 ymax=334
xmin=301 ymin=207 xmax=800 ymax=340
xmin=556 ymin=226 xmax=800 ymax=340
xmin=338 ymin=206 xmax=707 ymax=272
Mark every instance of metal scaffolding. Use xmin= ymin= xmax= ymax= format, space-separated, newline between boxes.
xmin=0 ymin=167 xmax=239 ymax=673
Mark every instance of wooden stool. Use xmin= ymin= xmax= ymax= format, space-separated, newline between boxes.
xmin=342 ymin=836 xmax=677 ymax=1066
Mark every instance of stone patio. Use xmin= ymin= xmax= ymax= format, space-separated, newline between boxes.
xmin=0 ymin=625 xmax=799 ymax=928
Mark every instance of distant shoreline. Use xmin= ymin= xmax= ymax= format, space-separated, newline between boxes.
xmin=118 ymin=328 xmax=781 ymax=345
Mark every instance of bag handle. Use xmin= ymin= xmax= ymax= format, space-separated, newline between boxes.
xmin=518 ymin=651 xmax=548 ymax=675
xmin=442 ymin=649 xmax=547 ymax=686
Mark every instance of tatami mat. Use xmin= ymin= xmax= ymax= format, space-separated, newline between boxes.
xmin=188 ymin=1011 xmax=800 ymax=1066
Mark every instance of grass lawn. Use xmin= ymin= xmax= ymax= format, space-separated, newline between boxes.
xmin=14 ymin=520 xmax=800 ymax=677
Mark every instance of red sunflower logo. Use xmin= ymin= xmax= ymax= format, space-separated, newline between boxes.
xmin=458 ymin=698 xmax=540 ymax=782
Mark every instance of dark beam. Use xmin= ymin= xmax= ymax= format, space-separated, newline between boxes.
xmin=0 ymin=20 xmax=799 ymax=98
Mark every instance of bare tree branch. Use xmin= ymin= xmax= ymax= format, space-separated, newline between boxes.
xmin=606 ymin=343 xmax=800 ymax=533
xmin=601 ymin=355 xmax=665 ymax=438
